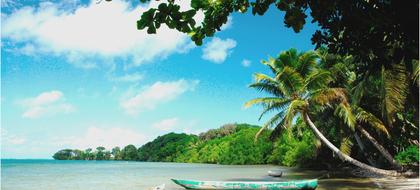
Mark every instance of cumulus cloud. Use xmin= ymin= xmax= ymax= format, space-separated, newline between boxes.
xmin=241 ymin=59 xmax=251 ymax=67
xmin=55 ymin=126 xmax=147 ymax=149
xmin=152 ymin=117 xmax=179 ymax=131
xmin=20 ymin=90 xmax=75 ymax=119
xmin=202 ymin=37 xmax=237 ymax=63
xmin=120 ymin=79 xmax=199 ymax=115
xmin=1 ymin=0 xmax=198 ymax=68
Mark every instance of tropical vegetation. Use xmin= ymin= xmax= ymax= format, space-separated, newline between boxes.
xmin=53 ymin=123 xmax=316 ymax=166
xmin=244 ymin=48 xmax=418 ymax=176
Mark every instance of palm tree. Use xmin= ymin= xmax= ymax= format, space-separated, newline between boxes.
xmin=317 ymin=49 xmax=402 ymax=169
xmin=245 ymin=49 xmax=400 ymax=176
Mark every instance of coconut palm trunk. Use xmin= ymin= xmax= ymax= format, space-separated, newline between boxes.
xmin=302 ymin=112 xmax=400 ymax=176
xmin=353 ymin=133 xmax=377 ymax=166
xmin=356 ymin=125 xmax=402 ymax=169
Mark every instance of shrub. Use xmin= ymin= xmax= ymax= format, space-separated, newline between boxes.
xmin=395 ymin=145 xmax=419 ymax=165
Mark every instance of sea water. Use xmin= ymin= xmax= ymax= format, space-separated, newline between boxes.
xmin=0 ymin=159 xmax=399 ymax=190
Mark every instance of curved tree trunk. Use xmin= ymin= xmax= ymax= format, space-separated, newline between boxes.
xmin=353 ymin=132 xmax=378 ymax=166
xmin=356 ymin=125 xmax=403 ymax=170
xmin=302 ymin=112 xmax=400 ymax=176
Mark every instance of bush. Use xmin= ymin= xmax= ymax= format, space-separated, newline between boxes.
xmin=395 ymin=145 xmax=419 ymax=165
xmin=268 ymin=127 xmax=317 ymax=167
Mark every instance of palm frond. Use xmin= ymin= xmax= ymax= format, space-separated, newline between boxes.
xmin=250 ymin=73 xmax=287 ymax=97
xmin=255 ymin=111 xmax=286 ymax=140
xmin=243 ymin=97 xmax=286 ymax=108
xmin=257 ymin=100 xmax=291 ymax=120
xmin=284 ymin=100 xmax=305 ymax=125
xmin=261 ymin=57 xmax=278 ymax=75
xmin=297 ymin=51 xmax=318 ymax=78
xmin=334 ymin=102 xmax=356 ymax=130
xmin=304 ymin=69 xmax=333 ymax=91
xmin=253 ymin=73 xmax=276 ymax=83
xmin=311 ymin=88 xmax=348 ymax=106
xmin=244 ymin=97 xmax=290 ymax=120
xmin=339 ymin=136 xmax=354 ymax=156
xmin=354 ymin=107 xmax=390 ymax=137
xmin=276 ymin=66 xmax=304 ymax=94
xmin=269 ymin=120 xmax=286 ymax=141
xmin=381 ymin=63 xmax=408 ymax=126
xmin=277 ymin=48 xmax=298 ymax=68
xmin=351 ymin=74 xmax=369 ymax=105
xmin=412 ymin=59 xmax=419 ymax=85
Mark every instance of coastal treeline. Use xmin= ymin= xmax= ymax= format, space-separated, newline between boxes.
xmin=53 ymin=123 xmax=317 ymax=166
xmin=52 ymin=121 xmax=419 ymax=168
xmin=53 ymin=144 xmax=138 ymax=161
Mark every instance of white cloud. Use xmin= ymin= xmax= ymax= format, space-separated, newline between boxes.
xmin=1 ymin=0 xmax=197 ymax=68
xmin=152 ymin=117 xmax=179 ymax=131
xmin=55 ymin=126 xmax=147 ymax=149
xmin=241 ymin=59 xmax=251 ymax=67
xmin=121 ymin=79 xmax=199 ymax=115
xmin=1 ymin=129 xmax=26 ymax=145
xmin=202 ymin=37 xmax=237 ymax=63
xmin=220 ymin=16 xmax=233 ymax=30
xmin=110 ymin=72 xmax=143 ymax=82
xmin=20 ymin=90 xmax=75 ymax=119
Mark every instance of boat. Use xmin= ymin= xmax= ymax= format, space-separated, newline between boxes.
xmin=171 ymin=179 xmax=318 ymax=190
xmin=268 ymin=170 xmax=283 ymax=177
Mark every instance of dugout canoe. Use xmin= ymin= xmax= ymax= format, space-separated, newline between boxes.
xmin=171 ymin=179 xmax=317 ymax=190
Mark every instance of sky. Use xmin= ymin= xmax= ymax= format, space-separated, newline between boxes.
xmin=1 ymin=0 xmax=318 ymax=159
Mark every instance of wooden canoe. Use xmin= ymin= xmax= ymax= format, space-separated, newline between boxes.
xmin=171 ymin=179 xmax=318 ymax=190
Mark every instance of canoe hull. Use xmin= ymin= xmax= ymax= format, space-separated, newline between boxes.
xmin=171 ymin=179 xmax=318 ymax=190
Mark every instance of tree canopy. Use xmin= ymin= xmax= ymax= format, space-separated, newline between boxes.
xmin=133 ymin=0 xmax=418 ymax=72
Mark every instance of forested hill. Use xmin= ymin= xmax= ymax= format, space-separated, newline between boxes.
xmin=52 ymin=123 xmax=318 ymax=166
xmin=53 ymin=122 xmax=419 ymax=167
xmin=138 ymin=123 xmax=274 ymax=164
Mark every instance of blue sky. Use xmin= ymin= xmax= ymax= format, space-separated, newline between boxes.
xmin=1 ymin=0 xmax=318 ymax=158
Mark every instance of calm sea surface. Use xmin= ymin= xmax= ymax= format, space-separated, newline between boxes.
xmin=1 ymin=159 xmax=415 ymax=190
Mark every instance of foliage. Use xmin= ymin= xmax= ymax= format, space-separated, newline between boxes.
xmin=268 ymin=120 xmax=317 ymax=166
xmin=121 ymin=144 xmax=139 ymax=161
xmin=395 ymin=146 xmax=420 ymax=165
xmin=194 ymin=125 xmax=272 ymax=164
xmin=132 ymin=0 xmax=418 ymax=75
xmin=53 ymin=123 xmax=314 ymax=167
xmin=138 ymin=124 xmax=273 ymax=165
xmin=244 ymin=48 xmax=350 ymax=140
xmin=138 ymin=133 xmax=198 ymax=162
xmin=198 ymin=123 xmax=237 ymax=141
xmin=52 ymin=149 xmax=74 ymax=160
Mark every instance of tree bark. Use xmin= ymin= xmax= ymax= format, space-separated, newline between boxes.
xmin=302 ymin=112 xmax=400 ymax=176
xmin=353 ymin=132 xmax=378 ymax=166
xmin=356 ymin=125 xmax=403 ymax=170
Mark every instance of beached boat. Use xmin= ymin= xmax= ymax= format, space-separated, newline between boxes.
xmin=171 ymin=179 xmax=317 ymax=190
xmin=268 ymin=170 xmax=283 ymax=177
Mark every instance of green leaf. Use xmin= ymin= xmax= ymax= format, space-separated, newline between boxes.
xmin=147 ymin=24 xmax=156 ymax=34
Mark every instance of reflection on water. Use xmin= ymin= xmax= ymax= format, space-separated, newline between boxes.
xmin=1 ymin=159 xmax=418 ymax=190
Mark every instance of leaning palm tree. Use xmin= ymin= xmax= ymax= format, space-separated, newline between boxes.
xmin=245 ymin=49 xmax=400 ymax=176
xmin=317 ymin=49 xmax=402 ymax=169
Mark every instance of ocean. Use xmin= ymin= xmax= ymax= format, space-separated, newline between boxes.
xmin=2 ymin=159 xmax=412 ymax=190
